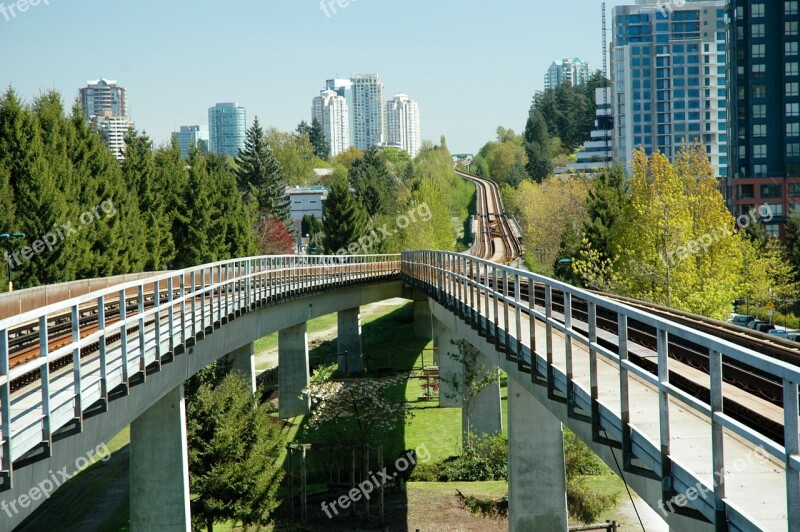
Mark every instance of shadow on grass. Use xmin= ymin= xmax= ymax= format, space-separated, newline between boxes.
xmin=279 ymin=303 xmax=432 ymax=531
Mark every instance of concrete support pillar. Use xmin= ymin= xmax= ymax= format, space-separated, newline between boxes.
xmin=435 ymin=318 xmax=462 ymax=408
xmin=130 ymin=385 xmax=191 ymax=531
xmin=413 ymin=299 xmax=433 ymax=342
xmin=279 ymin=322 xmax=310 ymax=419
xmin=463 ymin=350 xmax=502 ymax=444
xmin=507 ymin=374 xmax=567 ymax=531
xmin=228 ymin=342 xmax=255 ymax=393
xmin=337 ymin=307 xmax=363 ymax=374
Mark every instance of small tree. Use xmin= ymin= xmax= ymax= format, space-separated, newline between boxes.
xmin=257 ymin=217 xmax=295 ymax=255
xmin=441 ymin=339 xmax=500 ymax=449
xmin=322 ymin=168 xmax=367 ymax=253
xmin=302 ymin=373 xmax=410 ymax=446
xmin=187 ymin=374 xmax=286 ymax=532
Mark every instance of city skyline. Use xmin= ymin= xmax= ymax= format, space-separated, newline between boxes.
xmin=0 ymin=0 xmax=628 ymax=154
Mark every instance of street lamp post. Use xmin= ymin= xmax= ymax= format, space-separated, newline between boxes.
xmin=0 ymin=232 xmax=26 ymax=292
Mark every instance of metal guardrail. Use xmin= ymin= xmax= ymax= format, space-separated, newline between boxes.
xmin=0 ymin=254 xmax=400 ymax=487
xmin=400 ymin=250 xmax=800 ymax=531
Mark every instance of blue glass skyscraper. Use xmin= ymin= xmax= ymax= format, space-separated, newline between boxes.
xmin=208 ymin=102 xmax=247 ymax=158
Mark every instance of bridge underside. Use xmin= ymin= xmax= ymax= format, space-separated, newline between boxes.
xmin=3 ymin=280 xmax=404 ymax=530
xmin=429 ymin=298 xmax=716 ymax=532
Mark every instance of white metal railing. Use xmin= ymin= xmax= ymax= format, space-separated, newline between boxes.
xmin=401 ymin=250 xmax=800 ymax=531
xmin=0 ymin=254 xmax=400 ymax=487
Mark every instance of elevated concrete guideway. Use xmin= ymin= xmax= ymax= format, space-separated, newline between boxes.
xmin=1 ymin=251 xmax=798 ymax=531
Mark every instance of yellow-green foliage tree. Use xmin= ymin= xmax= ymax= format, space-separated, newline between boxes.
xmin=605 ymin=148 xmax=743 ymax=319
xmin=515 ymin=176 xmax=590 ymax=275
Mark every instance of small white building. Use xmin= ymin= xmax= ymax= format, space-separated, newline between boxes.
xmin=287 ymin=186 xmax=328 ymax=232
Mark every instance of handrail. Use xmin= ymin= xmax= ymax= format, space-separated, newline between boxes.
xmin=400 ymin=249 xmax=800 ymax=531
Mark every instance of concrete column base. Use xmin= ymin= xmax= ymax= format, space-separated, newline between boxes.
xmin=279 ymin=323 xmax=310 ymax=419
xmin=508 ymin=374 xmax=568 ymax=531
xmin=130 ymin=385 xmax=191 ymax=531
xmin=337 ymin=307 xmax=363 ymax=374
xmin=228 ymin=342 xmax=255 ymax=393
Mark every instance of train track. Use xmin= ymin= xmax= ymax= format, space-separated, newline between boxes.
xmin=455 ymin=169 xmax=521 ymax=264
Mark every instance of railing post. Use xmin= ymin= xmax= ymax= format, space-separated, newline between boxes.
xmin=119 ymin=289 xmax=130 ymax=385
xmin=514 ymin=274 xmax=522 ymax=363
xmin=545 ymin=285 xmax=554 ymax=389
xmin=589 ymin=301 xmax=599 ymax=429
xmin=784 ymin=377 xmax=800 ymax=530
xmin=167 ymin=278 xmax=175 ymax=353
xmin=709 ymin=349 xmax=726 ymax=527
xmin=71 ymin=304 xmax=82 ymax=423
xmin=564 ymin=293 xmax=574 ymax=405
xmin=38 ymin=315 xmax=52 ymax=447
xmin=180 ymin=273 xmax=187 ymax=345
xmin=138 ymin=285 xmax=147 ymax=373
xmin=98 ymin=295 xmax=108 ymax=400
xmin=657 ymin=327 xmax=672 ymax=496
xmin=618 ymin=314 xmax=632 ymax=466
xmin=503 ymin=269 xmax=511 ymax=356
xmin=492 ymin=266 xmax=499 ymax=349
xmin=0 ymin=328 xmax=11 ymax=485
xmin=190 ymin=271 xmax=197 ymax=340
xmin=529 ymin=277 xmax=539 ymax=382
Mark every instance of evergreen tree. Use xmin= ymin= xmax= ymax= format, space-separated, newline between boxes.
xmin=173 ymin=152 xmax=227 ymax=267
xmin=523 ymin=110 xmax=553 ymax=183
xmin=207 ymin=153 xmax=258 ymax=259
xmin=309 ymin=117 xmax=330 ymax=159
xmin=187 ymin=373 xmax=285 ymax=531
xmin=581 ymin=165 xmax=628 ymax=260
xmin=122 ymin=130 xmax=177 ymax=270
xmin=323 ymin=169 xmax=367 ymax=253
xmin=235 ymin=117 xmax=291 ymax=226
xmin=349 ymin=146 xmax=396 ymax=217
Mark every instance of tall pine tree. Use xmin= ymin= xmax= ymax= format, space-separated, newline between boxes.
xmin=309 ymin=117 xmax=330 ymax=160
xmin=234 ymin=117 xmax=291 ymax=227
xmin=323 ymin=169 xmax=367 ymax=254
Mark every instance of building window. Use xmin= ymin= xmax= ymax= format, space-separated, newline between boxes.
xmin=762 ymin=184 xmax=782 ymax=198
xmin=765 ymin=225 xmax=781 ymax=238
xmin=789 ymin=123 xmax=800 ymax=137
xmin=754 ymin=164 xmax=767 ymax=176
xmin=789 ymin=143 xmax=800 ymax=157
xmin=752 ymin=3 xmax=765 ymax=17
xmin=789 ymin=1 xmax=800 ymax=15
xmin=752 ymin=64 xmax=766 ymax=77
xmin=788 ymin=62 xmax=800 ymax=77
xmin=791 ymin=183 xmax=800 ymax=198
xmin=752 ymin=24 xmax=766 ymax=38
xmin=753 ymin=44 xmax=766 ymax=58
xmin=788 ymin=42 xmax=800 ymax=56
xmin=752 ymin=84 xmax=766 ymax=98
xmin=739 ymin=184 xmax=755 ymax=198
xmin=767 ymin=204 xmax=785 ymax=217
xmin=789 ymin=82 xmax=800 ymax=97
xmin=789 ymin=21 xmax=800 ymax=37
xmin=754 ymin=145 xmax=768 ymax=159
xmin=789 ymin=103 xmax=800 ymax=117
xmin=753 ymin=104 xmax=767 ymax=118
xmin=754 ymin=124 xmax=767 ymax=137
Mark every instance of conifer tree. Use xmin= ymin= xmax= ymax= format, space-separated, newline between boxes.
xmin=309 ymin=117 xmax=330 ymax=159
xmin=234 ymin=117 xmax=291 ymax=227
xmin=349 ymin=146 xmax=396 ymax=217
xmin=323 ymin=169 xmax=367 ymax=253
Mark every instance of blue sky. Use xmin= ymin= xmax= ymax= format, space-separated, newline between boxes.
xmin=0 ymin=0 xmax=627 ymax=154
